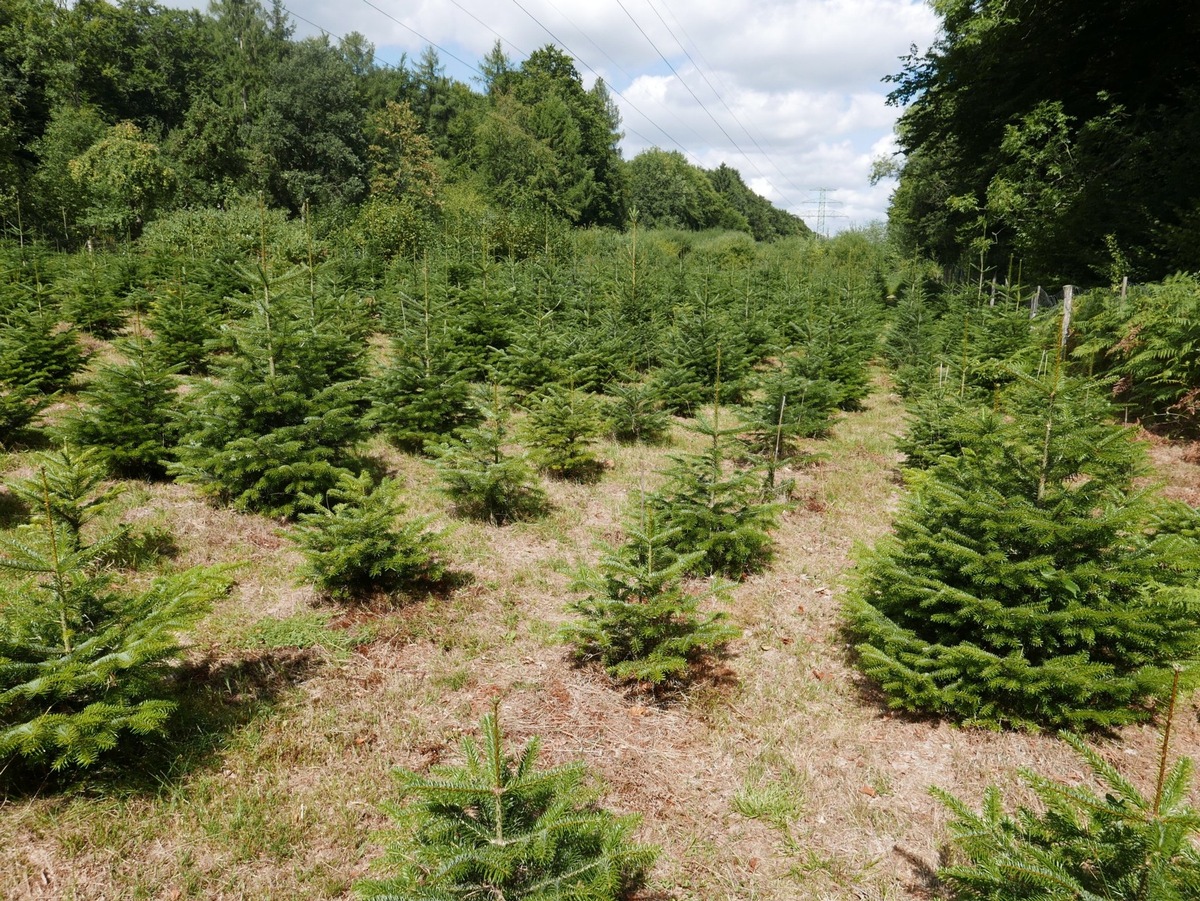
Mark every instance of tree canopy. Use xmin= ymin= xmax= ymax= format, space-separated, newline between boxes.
xmin=886 ymin=0 xmax=1200 ymax=284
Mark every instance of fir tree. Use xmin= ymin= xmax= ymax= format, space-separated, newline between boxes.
xmin=522 ymin=384 xmax=607 ymax=481
xmin=848 ymin=369 xmax=1200 ymax=729
xmin=355 ymin=707 xmax=657 ymax=901
xmin=0 ymin=378 xmax=46 ymax=448
xmin=779 ymin=292 xmax=879 ymax=412
xmin=172 ymin=261 xmax=370 ymax=518
xmin=647 ymin=403 xmax=782 ymax=579
xmin=57 ymin=250 xmax=130 ymax=338
xmin=371 ymin=287 xmax=478 ymax=453
xmin=8 ymin=446 xmax=122 ymax=551
xmin=146 ymin=272 xmax=222 ymax=375
xmin=740 ymin=364 xmax=840 ymax=461
xmin=895 ymin=380 xmax=990 ymax=470
xmin=0 ymin=290 xmax=86 ymax=395
xmin=59 ymin=336 xmax=181 ymax=479
xmin=561 ymin=510 xmax=738 ymax=686
xmin=0 ymin=453 xmax=230 ymax=770
xmin=605 ymin=380 xmax=671 ymax=446
xmin=936 ymin=680 xmax=1200 ymax=900
xmin=292 ymin=472 xmax=448 ymax=600
xmin=653 ymin=309 xmax=753 ymax=414
xmin=491 ymin=311 xmax=568 ymax=398
xmin=428 ymin=388 xmax=548 ymax=524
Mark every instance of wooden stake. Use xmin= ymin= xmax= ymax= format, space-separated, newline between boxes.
xmin=1060 ymin=285 xmax=1073 ymax=349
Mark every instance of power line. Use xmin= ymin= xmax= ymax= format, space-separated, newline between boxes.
xmin=355 ymin=0 xmax=483 ymax=77
xmin=503 ymin=0 xmax=706 ymax=166
xmin=612 ymin=0 xmax=792 ymax=208
xmin=649 ymin=0 xmax=808 ymax=204
xmin=535 ymin=0 xmax=711 ymax=153
xmin=289 ymin=0 xmax=809 ymax=216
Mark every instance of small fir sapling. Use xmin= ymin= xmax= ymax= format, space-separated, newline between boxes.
xmin=57 ymin=250 xmax=129 ymax=338
xmin=0 ymin=379 xmax=46 ymax=446
xmin=355 ymin=706 xmax=658 ymax=901
xmin=935 ymin=672 xmax=1200 ymax=900
xmin=146 ymin=274 xmax=221 ymax=374
xmin=59 ymin=335 xmax=182 ymax=478
xmin=172 ymin=260 xmax=370 ymax=518
xmin=521 ymin=384 xmax=607 ymax=481
xmin=292 ymin=472 xmax=448 ymax=600
xmin=490 ymin=311 xmax=568 ymax=398
xmin=605 ymin=380 xmax=671 ymax=445
xmin=647 ymin=396 xmax=782 ymax=579
xmin=653 ymin=312 xmax=753 ymax=414
xmin=561 ymin=508 xmax=739 ymax=687
xmin=894 ymin=380 xmax=990 ymax=470
xmin=371 ymin=287 xmax=478 ymax=452
xmin=740 ymin=363 xmax=841 ymax=461
xmin=428 ymin=387 xmax=548 ymax=525
xmin=0 ymin=450 xmax=231 ymax=770
xmin=0 ymin=290 xmax=87 ymax=394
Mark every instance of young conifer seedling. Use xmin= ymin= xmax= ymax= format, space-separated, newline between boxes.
xmin=935 ymin=671 xmax=1200 ymax=899
xmin=356 ymin=706 xmax=658 ymax=901
xmin=0 ymin=449 xmax=230 ymax=771
xmin=428 ymin=387 xmax=548 ymax=524
xmin=292 ymin=472 xmax=448 ymax=600
xmin=562 ymin=507 xmax=738 ymax=687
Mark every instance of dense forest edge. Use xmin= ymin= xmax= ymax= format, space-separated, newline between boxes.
xmin=0 ymin=0 xmax=810 ymax=249
xmin=3 ymin=0 xmax=1200 ymax=899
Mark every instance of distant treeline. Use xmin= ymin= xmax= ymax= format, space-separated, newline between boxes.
xmin=0 ymin=0 xmax=809 ymax=248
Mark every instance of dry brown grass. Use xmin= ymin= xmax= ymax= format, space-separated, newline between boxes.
xmin=2 ymin=375 xmax=1198 ymax=901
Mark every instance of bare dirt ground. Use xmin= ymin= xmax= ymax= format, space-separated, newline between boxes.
xmin=3 ymin=378 xmax=1198 ymax=901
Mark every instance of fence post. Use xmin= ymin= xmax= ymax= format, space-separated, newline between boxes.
xmin=1060 ymin=285 xmax=1073 ymax=348
xmin=1031 ymin=285 xmax=1041 ymax=318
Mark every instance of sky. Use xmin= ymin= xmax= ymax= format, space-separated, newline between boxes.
xmin=192 ymin=0 xmax=942 ymax=232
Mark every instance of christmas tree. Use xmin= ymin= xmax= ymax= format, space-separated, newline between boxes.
xmin=849 ymin=368 xmax=1200 ymax=729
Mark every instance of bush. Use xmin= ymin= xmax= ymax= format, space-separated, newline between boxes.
xmin=355 ymin=707 xmax=657 ymax=901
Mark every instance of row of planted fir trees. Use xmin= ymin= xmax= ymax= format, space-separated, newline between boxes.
xmin=0 ymin=205 xmax=881 ymax=772
xmin=840 ymin=271 xmax=1200 ymax=899
xmin=5 ymin=205 xmax=1200 ymax=895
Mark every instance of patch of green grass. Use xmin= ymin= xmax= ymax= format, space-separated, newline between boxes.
xmin=238 ymin=612 xmax=372 ymax=660
xmin=732 ymin=749 xmax=806 ymax=832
